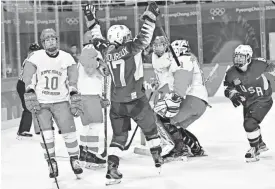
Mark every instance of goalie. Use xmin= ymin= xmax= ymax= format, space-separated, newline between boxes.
xmin=150 ymin=37 xmax=208 ymax=159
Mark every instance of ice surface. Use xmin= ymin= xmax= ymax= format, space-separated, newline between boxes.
xmin=1 ymin=101 xmax=275 ymax=189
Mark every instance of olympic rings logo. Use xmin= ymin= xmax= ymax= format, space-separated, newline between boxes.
xmin=66 ymin=18 xmax=79 ymax=25
xmin=209 ymin=8 xmax=225 ymax=16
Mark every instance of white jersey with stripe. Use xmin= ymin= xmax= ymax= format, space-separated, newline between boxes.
xmin=170 ymin=54 xmax=208 ymax=103
xmin=151 ymin=52 xmax=175 ymax=90
xmin=78 ymin=64 xmax=104 ymax=95
xmin=27 ymin=49 xmax=76 ymax=103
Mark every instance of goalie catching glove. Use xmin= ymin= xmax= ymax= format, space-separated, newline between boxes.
xmin=24 ymin=89 xmax=41 ymax=113
xmin=70 ymin=91 xmax=83 ymax=117
xmin=154 ymin=92 xmax=182 ymax=118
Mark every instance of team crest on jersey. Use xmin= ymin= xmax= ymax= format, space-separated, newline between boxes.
xmin=233 ymin=78 xmax=241 ymax=85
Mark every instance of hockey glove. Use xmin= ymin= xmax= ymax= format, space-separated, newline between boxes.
xmin=228 ymin=89 xmax=246 ymax=107
xmin=83 ymin=4 xmax=98 ymax=30
xmin=97 ymin=59 xmax=110 ymax=77
xmin=100 ymin=96 xmax=110 ymax=108
xmin=70 ymin=92 xmax=83 ymax=117
xmin=141 ymin=2 xmax=160 ymax=23
xmin=24 ymin=89 xmax=41 ymax=113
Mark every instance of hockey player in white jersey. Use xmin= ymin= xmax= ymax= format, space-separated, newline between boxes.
xmin=22 ymin=28 xmax=83 ymax=179
xmin=78 ymin=31 xmax=109 ymax=168
xmin=151 ymin=37 xmax=208 ymax=159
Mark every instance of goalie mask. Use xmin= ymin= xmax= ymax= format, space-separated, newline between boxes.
xmin=233 ymin=44 xmax=253 ymax=72
xmin=107 ymin=25 xmax=132 ymax=45
xmin=154 ymin=92 xmax=182 ymax=118
xmin=171 ymin=39 xmax=190 ymax=57
xmin=153 ymin=36 xmax=168 ymax=57
xmin=40 ymin=28 xmax=59 ymax=55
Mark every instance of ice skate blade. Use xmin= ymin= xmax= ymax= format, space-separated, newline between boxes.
xmin=75 ymin=174 xmax=82 ymax=179
xmin=85 ymin=163 xmax=105 ymax=169
xmin=105 ymin=178 xmax=121 ymax=186
xmin=258 ymin=147 xmax=269 ymax=153
xmin=245 ymin=156 xmax=260 ymax=163
xmin=156 ymin=167 xmax=161 ymax=174
xmin=16 ymin=136 xmax=33 ymax=141
xmin=163 ymin=156 xmax=188 ymax=163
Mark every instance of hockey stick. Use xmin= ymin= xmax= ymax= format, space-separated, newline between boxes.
xmin=156 ymin=19 xmax=181 ymax=67
xmin=204 ymin=63 xmax=219 ymax=84
xmin=34 ymin=111 xmax=60 ymax=189
xmin=124 ymin=124 xmax=139 ymax=150
xmin=101 ymin=76 xmax=108 ymax=158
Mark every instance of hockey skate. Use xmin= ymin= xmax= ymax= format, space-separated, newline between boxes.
xmin=16 ymin=132 xmax=33 ymax=140
xmin=162 ymin=144 xmax=189 ymax=163
xmin=85 ymin=151 xmax=106 ymax=169
xmin=47 ymin=158 xmax=59 ymax=178
xmin=188 ymin=144 xmax=207 ymax=157
xmin=70 ymin=156 xmax=83 ymax=179
xmin=258 ymin=141 xmax=269 ymax=153
xmin=79 ymin=145 xmax=87 ymax=167
xmin=245 ymin=147 xmax=260 ymax=163
xmin=150 ymin=146 xmax=163 ymax=174
xmin=106 ymin=156 xmax=122 ymax=186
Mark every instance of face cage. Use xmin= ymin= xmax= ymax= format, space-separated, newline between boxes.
xmin=42 ymin=37 xmax=58 ymax=54
xmin=153 ymin=43 xmax=167 ymax=56
xmin=233 ymin=54 xmax=249 ymax=68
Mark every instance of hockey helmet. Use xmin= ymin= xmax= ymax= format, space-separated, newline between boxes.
xmin=40 ymin=28 xmax=59 ymax=55
xmin=107 ymin=25 xmax=132 ymax=45
xmin=171 ymin=39 xmax=190 ymax=57
xmin=233 ymin=44 xmax=253 ymax=71
xmin=152 ymin=36 xmax=168 ymax=57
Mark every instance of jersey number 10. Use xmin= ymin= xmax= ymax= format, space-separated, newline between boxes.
xmin=44 ymin=76 xmax=58 ymax=90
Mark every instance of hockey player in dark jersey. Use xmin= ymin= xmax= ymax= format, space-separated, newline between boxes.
xmin=224 ymin=44 xmax=275 ymax=162
xmin=83 ymin=2 xmax=162 ymax=185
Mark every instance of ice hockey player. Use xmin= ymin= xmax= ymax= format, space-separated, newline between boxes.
xmin=78 ymin=30 xmax=109 ymax=169
xmin=151 ymin=38 xmax=208 ymax=159
xmin=83 ymin=2 xmax=162 ymax=185
xmin=22 ymin=28 xmax=83 ymax=178
xmin=17 ymin=43 xmax=40 ymax=139
xmin=224 ymin=44 xmax=274 ymax=162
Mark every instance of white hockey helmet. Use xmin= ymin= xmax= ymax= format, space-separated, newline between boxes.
xmin=40 ymin=28 xmax=59 ymax=55
xmin=152 ymin=36 xmax=168 ymax=57
xmin=171 ymin=39 xmax=190 ymax=57
xmin=233 ymin=44 xmax=253 ymax=71
xmin=107 ymin=25 xmax=132 ymax=45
